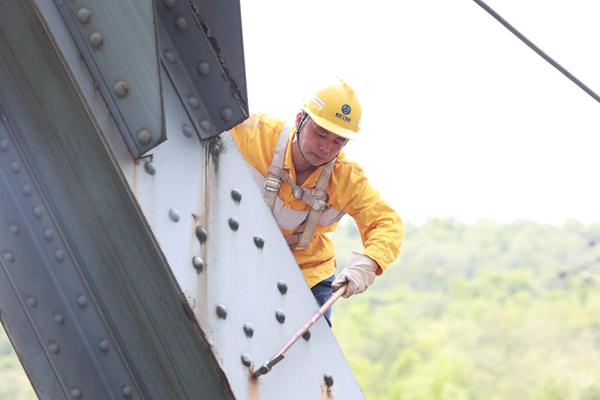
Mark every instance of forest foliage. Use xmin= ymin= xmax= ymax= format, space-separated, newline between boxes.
xmin=1 ymin=217 xmax=600 ymax=399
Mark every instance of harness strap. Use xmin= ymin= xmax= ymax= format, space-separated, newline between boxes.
xmin=264 ymin=123 xmax=292 ymax=210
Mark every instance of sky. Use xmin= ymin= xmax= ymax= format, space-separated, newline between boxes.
xmin=239 ymin=0 xmax=600 ymax=226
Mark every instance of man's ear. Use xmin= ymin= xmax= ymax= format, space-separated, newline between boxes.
xmin=295 ymin=111 xmax=304 ymax=127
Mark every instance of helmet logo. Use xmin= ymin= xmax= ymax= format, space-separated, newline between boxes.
xmin=341 ymin=104 xmax=351 ymax=115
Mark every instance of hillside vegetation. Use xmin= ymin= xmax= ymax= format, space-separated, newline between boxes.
xmin=2 ymin=217 xmax=600 ymax=399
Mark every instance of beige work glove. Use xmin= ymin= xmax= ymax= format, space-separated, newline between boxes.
xmin=332 ymin=252 xmax=378 ymax=299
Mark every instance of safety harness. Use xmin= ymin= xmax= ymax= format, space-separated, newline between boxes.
xmin=263 ymin=123 xmax=335 ymax=250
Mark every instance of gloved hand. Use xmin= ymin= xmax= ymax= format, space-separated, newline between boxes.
xmin=332 ymin=252 xmax=379 ymax=298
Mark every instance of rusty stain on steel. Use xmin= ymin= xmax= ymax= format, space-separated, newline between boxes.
xmin=181 ymin=300 xmax=197 ymax=323
xmin=247 ymin=369 xmax=260 ymax=400
xmin=320 ymin=383 xmax=335 ymax=400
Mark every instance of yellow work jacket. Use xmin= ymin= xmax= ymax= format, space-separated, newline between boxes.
xmin=230 ymin=113 xmax=404 ymax=288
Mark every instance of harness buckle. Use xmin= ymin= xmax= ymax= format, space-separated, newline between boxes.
xmin=264 ymin=177 xmax=281 ymax=192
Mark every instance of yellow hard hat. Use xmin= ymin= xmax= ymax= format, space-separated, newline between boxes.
xmin=301 ymin=77 xmax=362 ymax=141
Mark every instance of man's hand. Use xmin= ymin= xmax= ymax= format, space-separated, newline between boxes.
xmin=332 ymin=252 xmax=378 ymax=298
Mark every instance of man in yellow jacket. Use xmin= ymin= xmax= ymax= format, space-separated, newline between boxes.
xmin=230 ymin=78 xmax=403 ymax=325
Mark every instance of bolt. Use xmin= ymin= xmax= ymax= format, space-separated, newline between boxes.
xmin=163 ymin=0 xmax=176 ymax=8
xmin=144 ymin=161 xmax=156 ymax=175
xmin=197 ymin=61 xmax=210 ymax=76
xmin=277 ymin=281 xmax=288 ymax=295
xmin=122 ymin=386 xmax=133 ymax=398
xmin=114 ymin=80 xmax=129 ymax=97
xmin=43 ymin=229 xmax=54 ymax=241
xmin=241 ymin=353 xmax=252 ymax=367
xmin=70 ymin=387 xmax=82 ymax=399
xmin=33 ymin=206 xmax=44 ymax=218
xmin=192 ymin=256 xmax=204 ymax=272
xmin=231 ymin=189 xmax=242 ymax=203
xmin=89 ymin=31 xmax=103 ymax=48
xmin=21 ymin=184 xmax=33 ymax=196
xmin=26 ymin=296 xmax=37 ymax=308
xmin=10 ymin=161 xmax=21 ymax=173
xmin=253 ymin=235 xmax=265 ymax=249
xmin=48 ymin=341 xmax=60 ymax=354
xmin=99 ymin=339 xmax=110 ymax=353
xmin=77 ymin=7 xmax=91 ymax=23
xmin=8 ymin=224 xmax=19 ymax=235
xmin=195 ymin=227 xmax=207 ymax=243
xmin=164 ymin=51 xmax=176 ymax=64
xmin=302 ymin=330 xmax=311 ymax=341
xmin=3 ymin=251 xmax=14 ymax=263
xmin=275 ymin=309 xmax=286 ymax=324
xmin=182 ymin=125 xmax=193 ymax=138
xmin=228 ymin=218 xmax=239 ymax=231
xmin=216 ymin=305 xmax=228 ymax=319
xmin=221 ymin=107 xmax=233 ymax=122
xmin=77 ymin=295 xmax=88 ymax=308
xmin=53 ymin=312 xmax=64 ymax=324
xmin=243 ymin=323 xmax=254 ymax=338
xmin=137 ymin=129 xmax=152 ymax=145
xmin=169 ymin=209 xmax=180 ymax=222
xmin=175 ymin=16 xmax=187 ymax=31
xmin=0 ymin=139 xmax=9 ymax=151
xmin=199 ymin=119 xmax=212 ymax=132
xmin=324 ymin=374 xmax=334 ymax=388
xmin=188 ymin=96 xmax=199 ymax=109
xmin=54 ymin=249 xmax=66 ymax=262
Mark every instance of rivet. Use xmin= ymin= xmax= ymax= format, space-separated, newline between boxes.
xmin=199 ymin=119 xmax=211 ymax=132
xmin=89 ymin=31 xmax=103 ymax=48
xmin=53 ymin=312 xmax=64 ymax=324
xmin=243 ymin=323 xmax=254 ymax=338
xmin=99 ymin=339 xmax=110 ymax=353
xmin=114 ymin=80 xmax=129 ymax=97
xmin=277 ymin=281 xmax=288 ymax=295
xmin=70 ymin=387 xmax=82 ymax=399
xmin=33 ymin=206 xmax=44 ymax=218
xmin=169 ymin=209 xmax=180 ymax=222
xmin=228 ymin=217 xmax=239 ymax=231
xmin=122 ymin=385 xmax=133 ymax=398
xmin=182 ymin=125 xmax=193 ymax=138
xmin=164 ymin=51 xmax=176 ymax=64
xmin=302 ymin=330 xmax=311 ymax=341
xmin=175 ymin=16 xmax=187 ymax=31
xmin=216 ymin=305 xmax=228 ymax=319
xmin=144 ymin=161 xmax=156 ymax=175
xmin=231 ymin=189 xmax=242 ymax=203
xmin=77 ymin=295 xmax=88 ymax=308
xmin=253 ymin=236 xmax=264 ymax=249
xmin=275 ymin=309 xmax=286 ymax=324
xmin=221 ymin=107 xmax=233 ymax=122
xmin=21 ymin=184 xmax=33 ymax=196
xmin=137 ymin=129 xmax=152 ymax=145
xmin=195 ymin=227 xmax=207 ymax=243
xmin=8 ymin=224 xmax=19 ymax=235
xmin=163 ymin=0 xmax=176 ymax=8
xmin=192 ymin=256 xmax=204 ymax=272
xmin=48 ymin=341 xmax=60 ymax=354
xmin=26 ymin=295 xmax=37 ymax=308
xmin=209 ymin=140 xmax=220 ymax=157
xmin=241 ymin=353 xmax=252 ymax=367
xmin=10 ymin=161 xmax=21 ymax=173
xmin=188 ymin=96 xmax=199 ymax=109
xmin=0 ymin=139 xmax=9 ymax=151
xmin=77 ymin=7 xmax=91 ymax=23
xmin=44 ymin=228 xmax=54 ymax=241
xmin=55 ymin=249 xmax=66 ymax=262
xmin=3 ymin=251 xmax=15 ymax=263
xmin=324 ymin=374 xmax=334 ymax=388
xmin=197 ymin=61 xmax=210 ymax=77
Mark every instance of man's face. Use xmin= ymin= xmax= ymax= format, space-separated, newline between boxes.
xmin=297 ymin=116 xmax=348 ymax=166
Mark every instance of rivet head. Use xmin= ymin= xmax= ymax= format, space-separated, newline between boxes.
xmin=302 ymin=330 xmax=311 ymax=341
xmin=77 ymin=7 xmax=91 ymax=23
xmin=26 ymin=295 xmax=37 ymax=308
xmin=253 ymin=236 xmax=265 ymax=249
xmin=164 ymin=51 xmax=177 ymax=64
xmin=231 ymin=189 xmax=242 ymax=203
xmin=144 ymin=161 xmax=156 ymax=176
xmin=216 ymin=305 xmax=228 ymax=319
xmin=99 ymin=339 xmax=110 ymax=353
xmin=21 ymin=184 xmax=33 ymax=196
xmin=169 ymin=209 xmax=180 ymax=222
xmin=163 ymin=0 xmax=176 ymax=8
xmin=182 ymin=125 xmax=193 ymax=138
xmin=241 ymin=353 xmax=252 ymax=367
xmin=277 ymin=281 xmax=288 ymax=295
xmin=199 ymin=119 xmax=212 ymax=132
xmin=243 ymin=323 xmax=254 ymax=338
xmin=70 ymin=387 xmax=82 ymax=399
xmin=33 ymin=206 xmax=44 ymax=218
xmin=324 ymin=374 xmax=334 ymax=388
xmin=188 ymin=96 xmax=200 ymax=109
xmin=175 ymin=16 xmax=187 ymax=31
xmin=197 ymin=61 xmax=210 ymax=77
xmin=137 ymin=129 xmax=152 ymax=145
xmin=77 ymin=295 xmax=88 ymax=308
xmin=221 ymin=107 xmax=233 ymax=122
xmin=53 ymin=312 xmax=64 ymax=324
xmin=55 ymin=249 xmax=66 ymax=262
xmin=48 ymin=341 xmax=60 ymax=354
xmin=44 ymin=229 xmax=54 ymax=241
xmin=114 ymin=80 xmax=129 ymax=97
xmin=89 ymin=31 xmax=103 ymax=48
xmin=192 ymin=256 xmax=204 ymax=272
xmin=122 ymin=385 xmax=133 ymax=398
xmin=8 ymin=224 xmax=20 ymax=235
xmin=0 ymin=139 xmax=9 ymax=151
xmin=275 ymin=309 xmax=286 ymax=324
xmin=3 ymin=251 xmax=15 ymax=263
xmin=195 ymin=227 xmax=207 ymax=243
xmin=228 ymin=217 xmax=239 ymax=231
xmin=10 ymin=161 xmax=21 ymax=173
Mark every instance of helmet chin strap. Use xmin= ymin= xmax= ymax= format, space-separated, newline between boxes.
xmin=296 ymin=113 xmax=339 ymax=168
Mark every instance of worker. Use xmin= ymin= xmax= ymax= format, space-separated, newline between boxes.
xmin=230 ymin=77 xmax=403 ymax=326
